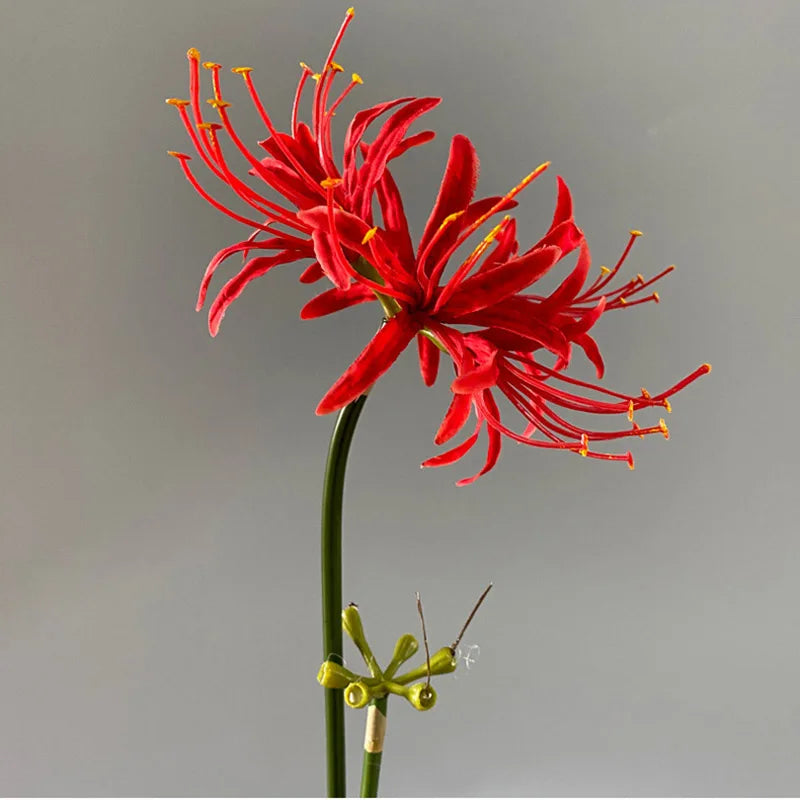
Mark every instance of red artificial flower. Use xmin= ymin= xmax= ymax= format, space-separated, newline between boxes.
xmin=166 ymin=8 xmax=439 ymax=335
xmin=298 ymin=134 xmax=710 ymax=483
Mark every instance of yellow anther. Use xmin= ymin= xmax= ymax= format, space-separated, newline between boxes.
xmin=619 ymin=296 xmax=627 ymax=305
xmin=232 ymin=66 xmax=253 ymax=75
xmin=658 ymin=419 xmax=670 ymax=439
xmin=165 ymin=97 xmax=190 ymax=107
xmin=517 ymin=162 xmax=550 ymax=191
xmin=311 ymin=73 xmax=322 ymax=82
xmin=438 ymin=210 xmax=465 ymax=231
xmin=320 ymin=177 xmax=342 ymax=189
xmin=628 ymin=455 xmax=636 ymax=471
xmin=347 ymin=6 xmax=355 ymax=16
xmin=197 ymin=122 xmax=222 ymax=131
xmin=600 ymin=266 xmax=611 ymax=275
xmin=361 ymin=227 xmax=378 ymax=245
xmin=663 ymin=398 xmax=672 ymax=414
xmin=627 ymin=400 xmax=634 ymax=422
xmin=579 ymin=434 xmax=589 ymax=457
xmin=632 ymin=422 xmax=644 ymax=439
xmin=652 ymin=291 xmax=660 ymax=303
xmin=352 ymin=72 xmax=363 ymax=84
xmin=187 ymin=47 xmax=201 ymax=61
xmin=167 ymin=150 xmax=191 ymax=159
xmin=702 ymin=363 xmax=712 ymax=372
xmin=636 ymin=273 xmax=644 ymax=282
xmin=629 ymin=229 xmax=643 ymax=237
xmin=202 ymin=61 xmax=221 ymax=70
xmin=330 ymin=61 xmax=344 ymax=72
xmin=206 ymin=98 xmax=231 ymax=109
xmin=299 ymin=61 xmax=311 ymax=71
xmin=640 ymin=387 xmax=651 ymax=399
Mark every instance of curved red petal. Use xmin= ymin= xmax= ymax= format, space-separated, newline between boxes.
xmin=316 ymin=312 xmax=421 ymax=414
xmin=417 ymin=334 xmax=440 ymax=387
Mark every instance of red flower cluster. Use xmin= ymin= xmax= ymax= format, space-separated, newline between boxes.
xmin=167 ymin=9 xmax=709 ymax=484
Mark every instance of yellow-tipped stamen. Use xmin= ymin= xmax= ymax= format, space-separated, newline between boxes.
xmin=632 ymin=421 xmax=645 ymax=439
xmin=329 ymin=61 xmax=344 ymax=72
xmin=196 ymin=121 xmax=222 ymax=131
xmin=299 ymin=61 xmax=311 ymax=71
xmin=231 ymin=66 xmax=253 ymax=75
xmin=361 ymin=227 xmax=378 ymax=245
xmin=658 ymin=419 xmax=669 ymax=439
xmin=186 ymin=47 xmax=200 ymax=61
xmin=320 ymin=177 xmax=342 ymax=189
xmin=618 ymin=296 xmax=627 ymax=305
xmin=627 ymin=400 xmax=635 ymax=422
xmin=166 ymin=150 xmax=191 ymax=159
xmin=636 ymin=273 xmax=645 ymax=283
xmin=346 ymin=6 xmax=355 ymax=15
xmin=206 ymin=98 xmax=231 ymax=110
xmin=311 ymin=73 xmax=321 ymax=82
xmin=640 ymin=387 xmax=651 ymax=399
xmin=629 ymin=229 xmax=643 ymax=237
xmin=628 ymin=454 xmax=636 ymax=471
xmin=652 ymin=291 xmax=660 ymax=303
xmin=352 ymin=72 xmax=363 ymax=84
xmin=202 ymin=61 xmax=220 ymax=70
xmin=165 ymin=97 xmax=190 ymax=107
xmin=600 ymin=266 xmax=611 ymax=275
xmin=579 ymin=434 xmax=589 ymax=457
xmin=702 ymin=363 xmax=712 ymax=373
xmin=663 ymin=398 xmax=672 ymax=413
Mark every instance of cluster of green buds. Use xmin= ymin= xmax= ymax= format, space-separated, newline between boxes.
xmin=317 ymin=604 xmax=457 ymax=712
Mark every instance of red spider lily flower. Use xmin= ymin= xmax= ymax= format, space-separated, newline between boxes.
xmin=298 ymin=134 xmax=709 ymax=483
xmin=165 ymin=7 xmax=440 ymax=335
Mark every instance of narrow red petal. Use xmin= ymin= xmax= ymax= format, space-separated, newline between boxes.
xmin=417 ymin=334 xmax=440 ymax=387
xmin=434 ymin=392 xmax=472 ymax=445
xmin=311 ymin=229 xmax=351 ymax=290
xmin=316 ymin=312 xmax=421 ymax=414
xmin=421 ymin=428 xmax=480 ymax=468
xmin=299 ymin=261 xmax=325 ymax=283
xmin=574 ymin=333 xmax=605 ymax=378
xmin=207 ymin=251 xmax=301 ymax=336
xmin=300 ymin=284 xmax=374 ymax=319
xmin=417 ymin=134 xmax=479 ymax=258
xmin=442 ymin=245 xmax=561 ymax=316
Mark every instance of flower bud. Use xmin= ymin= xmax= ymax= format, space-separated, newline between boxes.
xmin=407 ymin=682 xmax=437 ymax=711
xmin=383 ymin=633 xmax=419 ymax=679
xmin=344 ymin=680 xmax=374 ymax=709
xmin=341 ymin=604 xmax=382 ymax=678
xmin=317 ymin=660 xmax=358 ymax=690
xmin=392 ymin=646 xmax=457 ymax=685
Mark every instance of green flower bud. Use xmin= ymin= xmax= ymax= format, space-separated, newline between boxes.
xmin=341 ymin=604 xmax=383 ymax=679
xmin=383 ymin=633 xmax=419 ymax=679
xmin=317 ymin=660 xmax=358 ymax=690
xmin=392 ymin=646 xmax=457 ymax=686
xmin=344 ymin=680 xmax=374 ymax=709
xmin=381 ymin=680 xmax=437 ymax=711
xmin=407 ymin=682 xmax=437 ymax=711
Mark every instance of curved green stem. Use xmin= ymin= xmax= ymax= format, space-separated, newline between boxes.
xmin=360 ymin=695 xmax=388 ymax=797
xmin=322 ymin=394 xmax=369 ymax=797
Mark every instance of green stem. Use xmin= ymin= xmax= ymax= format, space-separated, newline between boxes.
xmin=322 ymin=394 xmax=369 ymax=798
xmin=360 ymin=695 xmax=389 ymax=797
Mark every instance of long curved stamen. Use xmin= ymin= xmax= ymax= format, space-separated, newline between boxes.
xmin=415 ymin=210 xmax=465 ymax=289
xmin=292 ymin=62 xmax=314 ymax=135
xmin=186 ymin=49 xmax=221 ymax=166
xmin=234 ymin=67 xmax=326 ymax=196
xmin=168 ymin=152 xmax=274 ymax=232
xmin=312 ymin=7 xmax=355 ymax=135
xmin=576 ymin=230 xmax=642 ymax=300
xmin=425 ymin=163 xmax=550 ymax=300
xmin=431 ymin=215 xmax=512 ymax=312
xmin=200 ymin=123 xmax=309 ymax=231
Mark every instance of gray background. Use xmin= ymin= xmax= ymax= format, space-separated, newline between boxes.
xmin=1 ymin=0 xmax=798 ymax=795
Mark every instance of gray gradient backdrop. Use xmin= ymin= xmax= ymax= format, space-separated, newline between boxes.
xmin=2 ymin=0 xmax=798 ymax=795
